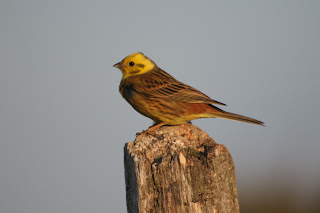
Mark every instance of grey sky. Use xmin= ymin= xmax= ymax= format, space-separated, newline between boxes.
xmin=1 ymin=1 xmax=319 ymax=212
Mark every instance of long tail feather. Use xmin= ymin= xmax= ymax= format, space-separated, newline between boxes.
xmin=212 ymin=111 xmax=264 ymax=126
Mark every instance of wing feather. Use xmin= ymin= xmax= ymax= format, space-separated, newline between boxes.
xmin=134 ymin=68 xmax=226 ymax=106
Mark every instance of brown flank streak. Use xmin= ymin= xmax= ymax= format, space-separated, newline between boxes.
xmin=157 ymin=102 xmax=178 ymax=113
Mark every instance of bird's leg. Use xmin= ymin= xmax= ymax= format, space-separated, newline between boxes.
xmin=136 ymin=122 xmax=165 ymax=137
xmin=147 ymin=122 xmax=165 ymax=132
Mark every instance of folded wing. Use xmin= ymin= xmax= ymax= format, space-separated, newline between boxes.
xmin=134 ymin=69 xmax=226 ymax=106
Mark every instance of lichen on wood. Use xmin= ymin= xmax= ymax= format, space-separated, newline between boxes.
xmin=124 ymin=124 xmax=240 ymax=213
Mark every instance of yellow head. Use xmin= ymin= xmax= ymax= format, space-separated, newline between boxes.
xmin=113 ymin=52 xmax=155 ymax=79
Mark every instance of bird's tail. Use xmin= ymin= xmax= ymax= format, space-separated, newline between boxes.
xmin=209 ymin=110 xmax=264 ymax=126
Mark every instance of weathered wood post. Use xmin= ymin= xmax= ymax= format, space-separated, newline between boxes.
xmin=124 ymin=124 xmax=240 ymax=213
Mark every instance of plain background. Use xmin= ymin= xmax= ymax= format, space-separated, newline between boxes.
xmin=1 ymin=1 xmax=319 ymax=212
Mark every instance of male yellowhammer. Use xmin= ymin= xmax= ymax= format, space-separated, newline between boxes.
xmin=114 ymin=52 xmax=264 ymax=134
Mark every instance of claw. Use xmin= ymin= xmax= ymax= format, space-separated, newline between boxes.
xmin=136 ymin=130 xmax=158 ymax=137
xmin=136 ymin=122 xmax=165 ymax=137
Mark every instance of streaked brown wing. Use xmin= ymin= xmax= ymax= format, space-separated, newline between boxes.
xmin=134 ymin=69 xmax=226 ymax=106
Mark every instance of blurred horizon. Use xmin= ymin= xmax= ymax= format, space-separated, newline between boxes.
xmin=1 ymin=1 xmax=320 ymax=213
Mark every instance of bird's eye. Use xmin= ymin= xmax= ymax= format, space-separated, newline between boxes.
xmin=129 ymin=62 xmax=135 ymax=66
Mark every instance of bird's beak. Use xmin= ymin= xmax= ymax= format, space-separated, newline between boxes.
xmin=113 ymin=62 xmax=123 ymax=69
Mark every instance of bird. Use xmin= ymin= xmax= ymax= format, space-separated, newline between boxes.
xmin=113 ymin=52 xmax=264 ymax=134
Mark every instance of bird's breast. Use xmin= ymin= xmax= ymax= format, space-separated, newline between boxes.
xmin=120 ymin=82 xmax=136 ymax=102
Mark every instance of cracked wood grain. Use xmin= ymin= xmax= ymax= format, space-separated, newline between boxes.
xmin=124 ymin=124 xmax=240 ymax=213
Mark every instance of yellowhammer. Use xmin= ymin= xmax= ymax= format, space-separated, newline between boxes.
xmin=114 ymin=52 xmax=264 ymax=134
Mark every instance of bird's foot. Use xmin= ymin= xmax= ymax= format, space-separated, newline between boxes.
xmin=136 ymin=123 xmax=165 ymax=137
xmin=136 ymin=130 xmax=158 ymax=137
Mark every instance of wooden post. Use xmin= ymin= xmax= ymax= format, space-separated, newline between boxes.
xmin=124 ymin=124 xmax=240 ymax=213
